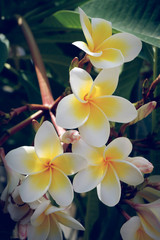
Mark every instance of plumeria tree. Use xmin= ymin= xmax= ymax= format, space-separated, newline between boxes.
xmin=0 ymin=0 xmax=160 ymax=239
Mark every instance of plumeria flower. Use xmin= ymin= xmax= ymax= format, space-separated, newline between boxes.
xmin=73 ymin=8 xmax=142 ymax=69
xmin=5 ymin=121 xmax=87 ymax=206
xmin=27 ymin=199 xmax=84 ymax=240
xmin=132 ymin=199 xmax=160 ymax=239
xmin=56 ymin=67 xmax=137 ymax=147
xmin=120 ymin=216 xmax=154 ymax=240
xmin=127 ymin=157 xmax=153 ymax=174
xmin=72 ymin=137 xmax=144 ymax=206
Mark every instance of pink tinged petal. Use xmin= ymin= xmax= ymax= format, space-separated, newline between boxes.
xmin=73 ymin=164 xmax=106 ymax=193
xmin=104 ymin=137 xmax=132 ymax=160
xmin=54 ymin=211 xmax=85 ymax=230
xmin=94 ymin=96 xmax=137 ymax=123
xmin=49 ymin=168 xmax=73 ymax=206
xmin=139 ymin=213 xmax=160 ymax=239
xmin=52 ymin=153 xmax=87 ymax=175
xmin=100 ymin=33 xmax=142 ymax=62
xmin=31 ymin=200 xmax=50 ymax=226
xmin=78 ymin=7 xmax=94 ymax=50
xmin=112 ymin=160 xmax=144 ymax=185
xmin=90 ymin=66 xmax=121 ymax=98
xmin=72 ymin=41 xmax=102 ymax=56
xmin=72 ymin=139 xmax=105 ymax=165
xmin=70 ymin=67 xmax=93 ymax=103
xmin=127 ymin=157 xmax=154 ymax=174
xmin=35 ymin=121 xmax=63 ymax=161
xmin=47 ymin=215 xmax=63 ymax=240
xmin=97 ymin=163 xmax=121 ymax=206
xmin=91 ymin=18 xmax=112 ymax=48
xmin=79 ymin=103 xmax=110 ymax=147
xmin=120 ymin=216 xmax=142 ymax=240
xmin=5 ymin=146 xmax=44 ymax=175
xmin=27 ymin=217 xmax=50 ymax=240
xmin=56 ymin=94 xmax=90 ymax=129
xmin=89 ymin=48 xmax=124 ymax=69
xmin=19 ymin=169 xmax=52 ymax=202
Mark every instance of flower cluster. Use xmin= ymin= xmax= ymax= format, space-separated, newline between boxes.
xmin=1 ymin=7 xmax=158 ymax=240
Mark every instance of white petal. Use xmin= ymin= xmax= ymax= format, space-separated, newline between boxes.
xmin=5 ymin=146 xmax=44 ymax=175
xmin=91 ymin=18 xmax=112 ymax=48
xmin=100 ymin=33 xmax=142 ymax=62
xmin=112 ymin=160 xmax=144 ymax=186
xmin=79 ymin=103 xmax=110 ymax=147
xmin=56 ymin=94 xmax=90 ymax=129
xmin=52 ymin=153 xmax=87 ymax=175
xmin=27 ymin=217 xmax=50 ymax=240
xmin=49 ymin=168 xmax=73 ymax=206
xmin=104 ymin=137 xmax=132 ymax=160
xmin=55 ymin=211 xmax=84 ymax=230
xmin=72 ymin=41 xmax=102 ymax=56
xmin=97 ymin=164 xmax=121 ymax=206
xmin=78 ymin=7 xmax=94 ymax=49
xmin=90 ymin=66 xmax=121 ymax=97
xmin=70 ymin=67 xmax=93 ymax=102
xmin=47 ymin=215 xmax=63 ymax=240
xmin=35 ymin=121 xmax=63 ymax=160
xmin=72 ymin=138 xmax=105 ymax=165
xmin=19 ymin=170 xmax=52 ymax=203
xmin=94 ymin=96 xmax=137 ymax=123
xmin=73 ymin=164 xmax=106 ymax=193
xmin=120 ymin=216 xmax=141 ymax=240
xmin=31 ymin=200 xmax=50 ymax=226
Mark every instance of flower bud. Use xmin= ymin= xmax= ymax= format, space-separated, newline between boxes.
xmin=127 ymin=157 xmax=153 ymax=174
xmin=60 ymin=130 xmax=81 ymax=144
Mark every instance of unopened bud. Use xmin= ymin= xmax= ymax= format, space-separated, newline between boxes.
xmin=60 ymin=130 xmax=81 ymax=144
xmin=32 ymin=119 xmax=40 ymax=132
xmin=69 ymin=57 xmax=79 ymax=71
xmin=127 ymin=157 xmax=154 ymax=174
xmin=129 ymin=101 xmax=157 ymax=125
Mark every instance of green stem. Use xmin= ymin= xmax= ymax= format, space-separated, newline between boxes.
xmin=16 ymin=15 xmax=54 ymax=106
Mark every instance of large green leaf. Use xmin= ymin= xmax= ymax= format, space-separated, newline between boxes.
xmin=82 ymin=0 xmax=160 ymax=48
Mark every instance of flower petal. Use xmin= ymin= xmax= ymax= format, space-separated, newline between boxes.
xmin=49 ymin=168 xmax=73 ymax=206
xmin=97 ymin=163 xmax=121 ymax=206
xmin=91 ymin=18 xmax=112 ymax=48
xmin=94 ymin=96 xmax=137 ymax=123
xmin=120 ymin=216 xmax=141 ymax=240
xmin=27 ymin=217 xmax=50 ymax=240
xmin=79 ymin=103 xmax=110 ymax=147
xmin=19 ymin=169 xmax=52 ymax=202
xmin=54 ymin=211 xmax=84 ymax=230
xmin=78 ymin=7 xmax=94 ymax=50
xmin=100 ymin=33 xmax=142 ymax=62
xmin=72 ymin=139 xmax=105 ymax=165
xmin=70 ymin=67 xmax=93 ymax=102
xmin=72 ymin=41 xmax=102 ymax=56
xmin=5 ymin=146 xmax=44 ymax=175
xmin=35 ymin=121 xmax=63 ymax=161
xmin=89 ymin=48 xmax=124 ymax=69
xmin=90 ymin=66 xmax=121 ymax=97
xmin=52 ymin=153 xmax=87 ymax=175
xmin=31 ymin=200 xmax=50 ymax=226
xmin=112 ymin=160 xmax=144 ymax=185
xmin=104 ymin=137 xmax=132 ymax=161
xmin=56 ymin=94 xmax=90 ymax=129
xmin=47 ymin=215 xmax=63 ymax=240
xmin=73 ymin=164 xmax=106 ymax=193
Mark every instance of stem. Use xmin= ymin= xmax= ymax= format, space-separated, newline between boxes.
xmin=16 ymin=15 xmax=54 ymax=106
xmin=117 ymin=206 xmax=131 ymax=220
xmin=152 ymin=46 xmax=158 ymax=132
xmin=0 ymin=110 xmax=43 ymax=146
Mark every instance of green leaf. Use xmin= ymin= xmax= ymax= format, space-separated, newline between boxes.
xmin=84 ymin=189 xmax=100 ymax=240
xmin=115 ymin=57 xmax=143 ymax=100
xmin=81 ymin=0 xmax=160 ymax=48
